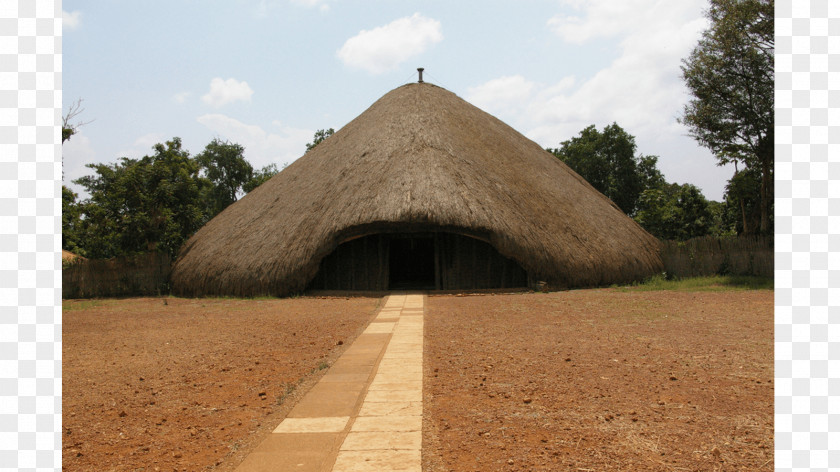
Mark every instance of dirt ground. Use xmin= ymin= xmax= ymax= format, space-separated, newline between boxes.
xmin=422 ymin=289 xmax=774 ymax=471
xmin=62 ymin=296 xmax=381 ymax=472
xmin=63 ymin=288 xmax=773 ymax=472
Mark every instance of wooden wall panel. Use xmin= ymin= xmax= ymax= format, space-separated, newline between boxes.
xmin=309 ymin=232 xmax=527 ymax=291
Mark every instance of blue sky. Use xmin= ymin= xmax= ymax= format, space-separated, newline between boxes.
xmin=62 ymin=0 xmax=735 ymax=200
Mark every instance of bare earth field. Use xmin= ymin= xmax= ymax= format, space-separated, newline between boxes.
xmin=422 ymin=289 xmax=774 ymax=472
xmin=62 ymin=296 xmax=381 ymax=471
xmin=63 ymin=288 xmax=773 ymax=471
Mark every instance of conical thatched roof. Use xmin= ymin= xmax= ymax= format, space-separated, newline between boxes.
xmin=171 ymin=82 xmax=662 ymax=297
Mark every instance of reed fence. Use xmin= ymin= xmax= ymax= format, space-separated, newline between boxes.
xmin=62 ymin=252 xmax=171 ymax=299
xmin=660 ymin=235 xmax=773 ymax=279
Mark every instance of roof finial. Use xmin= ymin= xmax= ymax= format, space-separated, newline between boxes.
xmin=417 ymin=67 xmax=424 ymax=83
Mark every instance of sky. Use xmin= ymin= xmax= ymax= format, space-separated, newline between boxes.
xmin=62 ymin=0 xmax=735 ymax=201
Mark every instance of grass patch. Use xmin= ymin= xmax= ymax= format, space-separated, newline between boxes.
xmin=276 ymin=382 xmax=297 ymax=405
xmin=614 ymin=274 xmax=774 ymax=292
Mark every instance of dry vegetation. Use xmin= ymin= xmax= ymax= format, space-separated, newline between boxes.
xmin=171 ymin=82 xmax=661 ymax=298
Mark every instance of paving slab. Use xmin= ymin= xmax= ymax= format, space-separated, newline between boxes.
xmin=287 ymin=382 xmax=366 ymax=418
xmin=234 ymin=433 xmax=342 ymax=472
xmin=327 ymin=360 xmax=377 ymax=375
xmin=378 ymin=358 xmax=422 ymax=367
xmin=340 ymin=431 xmax=422 ymax=451
xmin=368 ymin=381 xmax=422 ymax=391
xmin=358 ymin=401 xmax=422 ymax=417
xmin=320 ymin=373 xmax=370 ymax=383
xmin=350 ymin=415 xmax=422 ymax=433
xmin=341 ymin=345 xmax=385 ymax=356
xmin=362 ymin=322 xmax=395 ymax=334
xmin=273 ymin=417 xmax=350 ymax=433
xmin=234 ymin=293 xmax=424 ymax=472
xmin=364 ymin=371 xmax=421 ymax=383
xmin=375 ymin=364 xmax=422 ymax=374
xmin=382 ymin=352 xmax=421 ymax=359
xmin=363 ymin=390 xmax=422 ymax=403
xmin=383 ymin=345 xmax=422 ymax=351
xmin=331 ymin=450 xmax=421 ymax=472
xmin=332 ymin=352 xmax=380 ymax=365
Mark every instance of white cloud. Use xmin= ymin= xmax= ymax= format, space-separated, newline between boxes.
xmin=62 ymin=10 xmax=81 ymax=31
xmin=290 ymin=0 xmax=330 ymax=12
xmin=256 ymin=0 xmax=330 ymax=15
xmin=106 ymin=133 xmax=167 ymax=166
xmin=466 ymin=76 xmax=536 ymax=109
xmin=547 ymin=0 xmax=671 ymax=44
xmin=466 ymin=0 xmax=734 ymax=199
xmin=172 ymin=92 xmax=191 ymax=104
xmin=467 ymin=75 xmax=575 ymax=117
xmin=196 ymin=114 xmax=312 ymax=169
xmin=62 ymin=132 xmax=96 ymax=196
xmin=337 ymin=13 xmax=443 ymax=75
xmin=133 ymin=133 xmax=166 ymax=150
xmin=527 ymin=1 xmax=708 ymax=137
xmin=108 ymin=133 xmax=167 ymax=165
xmin=201 ymin=78 xmax=254 ymax=108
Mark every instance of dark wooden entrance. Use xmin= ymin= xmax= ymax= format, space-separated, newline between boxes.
xmin=388 ymin=236 xmax=435 ymax=289
xmin=308 ymin=232 xmax=527 ymax=291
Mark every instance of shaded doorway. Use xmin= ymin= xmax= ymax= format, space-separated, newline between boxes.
xmin=307 ymin=231 xmax=528 ymax=291
xmin=388 ymin=236 xmax=435 ymax=289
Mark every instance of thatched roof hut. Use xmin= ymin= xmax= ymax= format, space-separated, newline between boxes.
xmin=171 ymin=82 xmax=662 ymax=297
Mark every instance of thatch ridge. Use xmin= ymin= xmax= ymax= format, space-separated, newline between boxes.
xmin=171 ymin=83 xmax=662 ymax=296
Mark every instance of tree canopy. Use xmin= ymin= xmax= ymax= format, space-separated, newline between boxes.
xmin=549 ymin=122 xmax=736 ymax=241
xmin=680 ymin=0 xmax=773 ymax=234
xmin=73 ymin=138 xmax=208 ymax=258
xmin=64 ymin=136 xmax=290 ymax=259
xmin=634 ymin=183 xmax=714 ymax=241
xmin=243 ymin=163 xmax=280 ymax=193
xmin=305 ymin=128 xmax=335 ymax=153
xmin=548 ymin=123 xmax=662 ymax=216
xmin=195 ymin=139 xmax=253 ymax=218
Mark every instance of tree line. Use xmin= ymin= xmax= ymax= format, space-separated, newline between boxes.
xmin=550 ymin=0 xmax=772 ymax=240
xmin=549 ymin=122 xmax=747 ymax=241
xmin=62 ymin=137 xmax=281 ymax=259
xmin=62 ymin=128 xmax=338 ymax=259
xmin=63 ymin=0 xmax=771 ymax=259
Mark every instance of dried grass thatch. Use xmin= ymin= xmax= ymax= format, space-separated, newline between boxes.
xmin=171 ymin=83 xmax=663 ymax=297
xmin=62 ymin=250 xmax=85 ymax=263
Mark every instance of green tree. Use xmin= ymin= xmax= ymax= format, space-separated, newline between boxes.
xmin=74 ymin=138 xmax=208 ymax=258
xmin=305 ymin=128 xmax=334 ymax=153
xmin=61 ymin=185 xmax=86 ymax=256
xmin=637 ymin=154 xmax=666 ymax=191
xmin=680 ymin=0 xmax=773 ymax=234
xmin=62 ymin=98 xmax=91 ymax=254
xmin=723 ymin=165 xmax=765 ymax=235
xmin=195 ymin=138 xmax=253 ymax=218
xmin=548 ymin=123 xmax=659 ymax=216
xmin=243 ymin=163 xmax=280 ymax=193
xmin=706 ymin=200 xmax=737 ymax=238
xmin=634 ymin=183 xmax=713 ymax=240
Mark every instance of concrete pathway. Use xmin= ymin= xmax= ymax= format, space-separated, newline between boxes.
xmin=234 ymin=293 xmax=424 ymax=472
